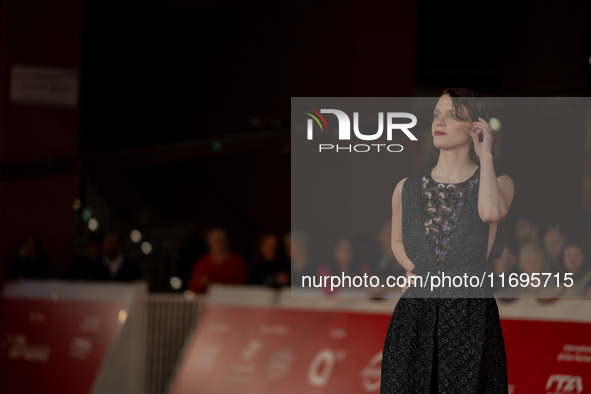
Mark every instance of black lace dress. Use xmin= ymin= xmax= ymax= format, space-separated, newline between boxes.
xmin=380 ymin=166 xmax=508 ymax=393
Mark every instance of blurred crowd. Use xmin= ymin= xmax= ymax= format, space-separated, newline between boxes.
xmin=5 ymin=229 xmax=292 ymax=294
xmin=6 ymin=216 xmax=591 ymax=299
xmin=490 ymin=217 xmax=591 ymax=299
xmin=7 ymin=233 xmax=143 ymax=283
xmin=288 ymin=218 xmax=591 ymax=299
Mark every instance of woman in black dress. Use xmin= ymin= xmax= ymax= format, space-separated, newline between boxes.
xmin=380 ymin=88 xmax=515 ymax=393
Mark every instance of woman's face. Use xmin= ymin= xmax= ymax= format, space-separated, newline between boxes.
xmin=563 ymin=245 xmax=584 ymax=275
xmin=432 ymin=94 xmax=474 ymax=150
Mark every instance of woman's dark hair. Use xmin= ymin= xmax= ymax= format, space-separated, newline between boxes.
xmin=434 ymin=87 xmax=501 ymax=165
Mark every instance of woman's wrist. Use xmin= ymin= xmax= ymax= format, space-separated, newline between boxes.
xmin=478 ymin=152 xmax=494 ymax=162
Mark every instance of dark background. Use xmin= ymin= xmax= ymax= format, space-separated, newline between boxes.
xmin=0 ymin=0 xmax=590 ymax=290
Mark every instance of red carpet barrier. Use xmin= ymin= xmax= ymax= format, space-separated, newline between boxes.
xmin=502 ymin=319 xmax=589 ymax=393
xmin=1 ymin=281 xmax=147 ymax=394
xmin=169 ymin=303 xmax=591 ymax=394
xmin=169 ymin=305 xmax=387 ymax=394
xmin=0 ymin=298 xmax=123 ymax=394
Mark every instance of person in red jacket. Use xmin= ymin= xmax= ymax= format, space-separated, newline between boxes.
xmin=188 ymin=228 xmax=247 ymax=293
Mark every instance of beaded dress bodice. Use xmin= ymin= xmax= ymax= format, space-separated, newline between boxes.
xmin=421 ymin=167 xmax=480 ymax=265
xmin=401 ymin=166 xmax=490 ymax=278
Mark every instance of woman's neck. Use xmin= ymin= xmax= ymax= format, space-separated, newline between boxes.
xmin=433 ymin=150 xmax=478 ymax=183
xmin=431 ymin=160 xmax=478 ymax=183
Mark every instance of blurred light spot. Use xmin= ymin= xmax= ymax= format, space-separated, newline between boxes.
xmin=51 ymin=293 xmax=58 ymax=302
xmin=183 ymin=290 xmax=195 ymax=300
xmin=490 ymin=117 xmax=501 ymax=131
xmin=118 ymin=309 xmax=128 ymax=324
xmin=130 ymin=229 xmax=142 ymax=243
xmin=170 ymin=276 xmax=182 ymax=290
xmin=88 ymin=218 xmax=99 ymax=231
xmin=72 ymin=197 xmax=81 ymax=211
xmin=82 ymin=208 xmax=92 ymax=221
xmin=141 ymin=241 xmax=152 ymax=255
xmin=212 ymin=140 xmax=222 ymax=151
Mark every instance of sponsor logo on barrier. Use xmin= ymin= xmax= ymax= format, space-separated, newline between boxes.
xmin=3 ymin=334 xmax=51 ymax=363
xmin=265 ymin=347 xmax=294 ymax=381
xmin=557 ymin=344 xmax=591 ymax=363
xmin=308 ymin=348 xmax=347 ymax=387
xmin=545 ymin=374 xmax=583 ymax=393
xmin=195 ymin=345 xmax=219 ymax=372
xmin=360 ymin=351 xmax=382 ymax=392
xmin=69 ymin=337 xmax=92 ymax=359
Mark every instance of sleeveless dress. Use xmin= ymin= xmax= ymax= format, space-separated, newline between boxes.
xmin=380 ymin=166 xmax=509 ymax=393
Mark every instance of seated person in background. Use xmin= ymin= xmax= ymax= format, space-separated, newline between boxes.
xmin=188 ymin=228 xmax=247 ymax=293
xmin=543 ymin=224 xmax=566 ymax=274
xmin=7 ymin=233 xmax=49 ymax=280
xmin=491 ymin=245 xmax=518 ymax=290
xmin=247 ymin=233 xmax=290 ymax=288
xmin=63 ymin=233 xmax=103 ymax=280
xmin=85 ymin=233 xmax=142 ymax=282
xmin=318 ymin=236 xmax=371 ymax=295
xmin=288 ymin=231 xmax=319 ymax=288
xmin=516 ymin=242 xmax=561 ymax=299
xmin=558 ymin=239 xmax=591 ymax=297
xmin=513 ymin=216 xmax=543 ymax=249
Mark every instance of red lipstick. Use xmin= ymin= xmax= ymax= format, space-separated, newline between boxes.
xmin=434 ymin=131 xmax=447 ymax=136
